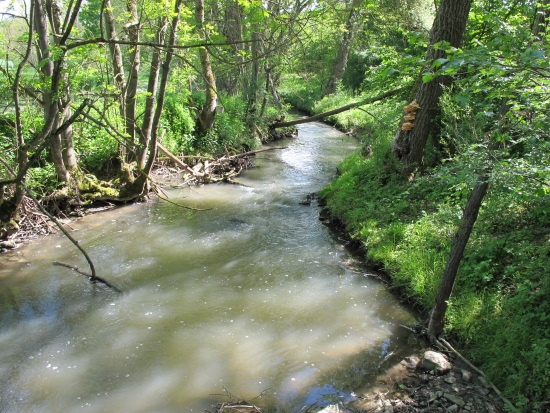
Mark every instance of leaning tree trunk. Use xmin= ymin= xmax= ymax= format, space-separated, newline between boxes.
xmin=323 ymin=0 xmax=361 ymax=96
xmin=195 ymin=0 xmax=218 ymax=135
xmin=427 ymin=178 xmax=489 ymax=341
xmin=392 ymin=0 xmax=472 ymax=170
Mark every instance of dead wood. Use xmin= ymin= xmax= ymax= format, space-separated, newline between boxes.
xmin=155 ymin=144 xmax=287 ymax=185
xmin=156 ymin=142 xmax=200 ymax=176
xmin=270 ymin=87 xmax=404 ymax=129
xmin=53 ymin=261 xmax=122 ymax=293
xmin=27 ymin=191 xmax=121 ymax=293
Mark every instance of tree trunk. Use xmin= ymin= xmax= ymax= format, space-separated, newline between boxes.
xmin=323 ymin=0 xmax=361 ymax=96
xmin=48 ymin=0 xmax=77 ymax=174
xmin=427 ymin=179 xmax=489 ymax=341
xmin=271 ymin=87 xmax=404 ymax=129
xmin=218 ymin=0 xmax=244 ymax=96
xmin=124 ymin=0 xmax=141 ymax=161
xmin=392 ymin=0 xmax=472 ymax=169
xmin=123 ymin=0 xmax=182 ymax=198
xmin=34 ymin=0 xmax=70 ymax=183
xmin=246 ymin=30 xmax=261 ymax=128
xmin=195 ymin=0 xmax=218 ymax=135
xmin=138 ymin=18 xmax=167 ymax=169
xmin=532 ymin=0 xmax=549 ymax=40
xmin=103 ymin=0 xmax=128 ymax=161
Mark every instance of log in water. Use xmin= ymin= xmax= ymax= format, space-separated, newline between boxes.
xmin=0 ymin=122 xmax=417 ymax=412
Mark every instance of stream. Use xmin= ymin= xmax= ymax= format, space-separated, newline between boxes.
xmin=0 ymin=122 xmax=417 ymax=412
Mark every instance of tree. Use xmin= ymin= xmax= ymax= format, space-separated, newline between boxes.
xmin=323 ymin=0 xmax=362 ymax=96
xmin=392 ymin=0 xmax=472 ymax=170
xmin=195 ymin=0 xmax=219 ymax=135
xmin=427 ymin=177 xmax=489 ymax=340
xmin=0 ymin=0 xmax=89 ymax=232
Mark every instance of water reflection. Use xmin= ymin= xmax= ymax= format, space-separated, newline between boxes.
xmin=0 ymin=122 xmax=417 ymax=412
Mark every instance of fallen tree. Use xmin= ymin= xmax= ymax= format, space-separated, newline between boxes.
xmin=270 ymin=87 xmax=404 ymax=129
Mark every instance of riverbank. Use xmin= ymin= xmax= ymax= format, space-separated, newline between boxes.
xmin=279 ymin=82 xmax=549 ymax=411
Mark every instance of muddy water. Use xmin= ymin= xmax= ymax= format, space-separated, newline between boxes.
xmin=0 ymin=122 xmax=417 ymax=412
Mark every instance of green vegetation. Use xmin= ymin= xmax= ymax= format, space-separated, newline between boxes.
xmin=0 ymin=0 xmax=548 ymax=410
xmin=275 ymin=1 xmax=549 ymax=409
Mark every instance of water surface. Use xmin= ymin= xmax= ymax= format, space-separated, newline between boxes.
xmin=0 ymin=122 xmax=417 ymax=412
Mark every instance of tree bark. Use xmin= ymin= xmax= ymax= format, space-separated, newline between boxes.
xmin=124 ymin=0 xmax=141 ymax=161
xmin=124 ymin=0 xmax=182 ymax=198
xmin=34 ymin=0 xmax=70 ymax=183
xmin=218 ymin=0 xmax=244 ymax=95
xmin=48 ymin=0 xmax=77 ymax=174
xmin=195 ymin=0 xmax=218 ymax=135
xmin=427 ymin=178 xmax=489 ymax=341
xmin=138 ymin=18 xmax=167 ymax=169
xmin=103 ymin=0 xmax=128 ymax=161
xmin=392 ymin=0 xmax=472 ymax=169
xmin=532 ymin=0 xmax=549 ymax=40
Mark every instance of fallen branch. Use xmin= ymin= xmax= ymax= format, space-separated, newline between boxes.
xmin=53 ymin=261 xmax=121 ymax=293
xmin=149 ymin=178 xmax=211 ymax=211
xmin=27 ymin=191 xmax=121 ymax=293
xmin=156 ymin=142 xmax=201 ymax=176
xmin=270 ymin=87 xmax=405 ymax=129
xmin=225 ymin=146 xmax=287 ymax=159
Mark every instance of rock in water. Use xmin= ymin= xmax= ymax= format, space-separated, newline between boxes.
xmin=419 ymin=351 xmax=452 ymax=374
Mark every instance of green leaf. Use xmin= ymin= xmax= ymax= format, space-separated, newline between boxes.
xmin=453 ymin=92 xmax=470 ymax=106
xmin=432 ymin=58 xmax=449 ymax=68
xmin=422 ymin=73 xmax=435 ymax=83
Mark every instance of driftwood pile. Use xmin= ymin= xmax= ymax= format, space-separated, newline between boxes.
xmin=156 ymin=143 xmax=285 ymax=185
xmin=205 ymin=402 xmax=262 ymax=413
xmin=1 ymin=196 xmax=56 ymax=245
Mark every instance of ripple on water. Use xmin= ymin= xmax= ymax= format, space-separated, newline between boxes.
xmin=0 ymin=123 xmax=418 ymax=411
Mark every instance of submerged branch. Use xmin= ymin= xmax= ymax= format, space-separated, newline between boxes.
xmin=53 ymin=262 xmax=121 ymax=293
xmin=27 ymin=191 xmax=120 ymax=293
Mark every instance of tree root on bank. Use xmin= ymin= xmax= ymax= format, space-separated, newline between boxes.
xmin=433 ymin=338 xmax=514 ymax=411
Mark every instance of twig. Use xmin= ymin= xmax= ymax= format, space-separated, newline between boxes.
xmin=149 ymin=178 xmax=211 ymax=211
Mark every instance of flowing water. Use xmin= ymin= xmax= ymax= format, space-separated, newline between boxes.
xmin=0 ymin=122 xmax=417 ymax=412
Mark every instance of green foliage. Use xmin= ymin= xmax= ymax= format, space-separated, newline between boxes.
xmin=162 ymin=93 xmax=259 ymax=156
xmin=27 ymin=163 xmax=60 ymax=194
xmin=323 ymin=136 xmax=549 ymax=409
xmin=162 ymin=93 xmax=197 ymax=154
xmin=74 ymin=123 xmax=119 ymax=176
